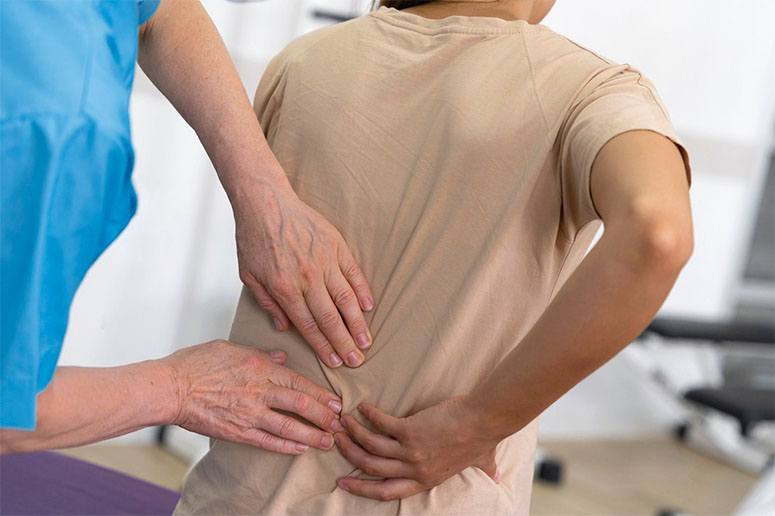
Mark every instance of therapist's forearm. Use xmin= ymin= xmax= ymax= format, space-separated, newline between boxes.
xmin=467 ymin=220 xmax=692 ymax=441
xmin=137 ymin=0 xmax=292 ymax=208
xmin=0 ymin=362 xmax=175 ymax=453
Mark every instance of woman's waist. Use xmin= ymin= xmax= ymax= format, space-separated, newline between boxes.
xmin=230 ymin=289 xmax=536 ymax=417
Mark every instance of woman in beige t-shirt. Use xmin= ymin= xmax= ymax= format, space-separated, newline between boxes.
xmin=176 ymin=1 xmax=692 ymax=514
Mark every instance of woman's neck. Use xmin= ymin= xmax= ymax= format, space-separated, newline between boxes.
xmin=404 ymin=1 xmax=544 ymax=23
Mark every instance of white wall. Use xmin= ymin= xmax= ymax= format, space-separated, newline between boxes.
xmin=59 ymin=0 xmax=775 ymax=446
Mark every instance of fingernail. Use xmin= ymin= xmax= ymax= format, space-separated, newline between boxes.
xmin=329 ymin=400 xmax=342 ymax=413
xmin=272 ymin=317 xmax=283 ymax=330
xmin=269 ymin=350 xmax=285 ymax=362
xmin=331 ymin=419 xmax=345 ymax=432
xmin=321 ymin=434 xmax=334 ymax=449
xmin=363 ymin=298 xmax=374 ymax=311
xmin=346 ymin=351 xmax=363 ymax=367
xmin=295 ymin=443 xmax=309 ymax=453
xmin=329 ymin=353 xmax=343 ymax=367
xmin=494 ymin=471 xmax=501 ymax=483
xmin=338 ymin=479 xmax=350 ymax=491
xmin=356 ymin=333 xmax=371 ymax=349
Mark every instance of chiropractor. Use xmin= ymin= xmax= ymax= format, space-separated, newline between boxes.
xmin=0 ymin=0 xmax=374 ymax=453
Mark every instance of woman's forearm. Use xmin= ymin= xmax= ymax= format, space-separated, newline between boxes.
xmin=0 ymin=361 xmax=176 ymax=453
xmin=137 ymin=0 xmax=292 ymax=207
xmin=469 ymin=216 xmax=692 ymax=441
xmin=0 ymin=340 xmax=346 ymax=455
xmin=136 ymin=1 xmax=377 ymax=363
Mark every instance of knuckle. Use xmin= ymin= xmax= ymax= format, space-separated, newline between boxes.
xmin=260 ymin=388 xmax=276 ymax=407
xmin=341 ymin=261 xmax=360 ymax=280
xmin=246 ymin=352 xmax=266 ymax=369
xmin=396 ymin=427 xmax=412 ymax=444
xmin=255 ymin=296 xmax=277 ymax=311
xmin=255 ymin=432 xmax=272 ymax=448
xmin=320 ymin=412 xmax=335 ymax=430
xmin=415 ymin=463 xmax=430 ymax=479
xmin=278 ymin=416 xmax=295 ymax=436
xmin=268 ymin=280 xmax=294 ymax=299
xmin=298 ymin=317 xmax=321 ymax=335
xmin=317 ymin=310 xmax=341 ymax=330
xmin=299 ymin=264 xmax=318 ymax=282
xmin=292 ymin=392 xmax=309 ymax=412
xmin=377 ymin=491 xmax=395 ymax=502
xmin=362 ymin=435 xmax=378 ymax=452
xmin=331 ymin=288 xmax=355 ymax=307
xmin=289 ymin=373 xmax=304 ymax=392
xmin=360 ymin=462 xmax=379 ymax=477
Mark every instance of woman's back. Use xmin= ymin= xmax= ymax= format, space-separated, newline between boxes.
xmin=177 ymin=7 xmax=682 ymax=515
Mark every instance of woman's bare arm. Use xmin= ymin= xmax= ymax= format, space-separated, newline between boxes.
xmin=333 ymin=130 xmax=692 ymax=500
xmin=0 ymin=341 xmax=344 ymax=454
xmin=137 ymin=0 xmax=374 ymax=368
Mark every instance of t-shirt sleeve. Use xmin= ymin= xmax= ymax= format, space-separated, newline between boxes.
xmin=558 ymin=65 xmax=691 ymax=236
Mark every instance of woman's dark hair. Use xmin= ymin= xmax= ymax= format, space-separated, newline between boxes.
xmin=380 ymin=0 xmax=436 ymax=9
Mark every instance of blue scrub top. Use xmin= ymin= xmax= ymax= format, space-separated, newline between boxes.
xmin=1 ymin=0 xmax=161 ymax=430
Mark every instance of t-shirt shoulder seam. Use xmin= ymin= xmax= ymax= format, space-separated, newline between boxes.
xmin=635 ymin=72 xmax=672 ymax=122
xmin=520 ymin=30 xmax=551 ymax=143
xmin=552 ymin=32 xmax=616 ymax=67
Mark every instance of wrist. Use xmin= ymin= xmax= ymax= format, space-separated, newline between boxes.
xmin=458 ymin=394 xmax=501 ymax=446
xmin=148 ymin=356 xmax=185 ymax=426
xmin=212 ymin=130 xmax=296 ymax=216
xmin=229 ymin=173 xmax=295 ymax=220
xmin=461 ymin=392 xmax=518 ymax=443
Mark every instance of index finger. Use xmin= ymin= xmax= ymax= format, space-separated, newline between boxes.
xmin=276 ymin=292 xmax=344 ymax=368
xmin=272 ymin=366 xmax=343 ymax=415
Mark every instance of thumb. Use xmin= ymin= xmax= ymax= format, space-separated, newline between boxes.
xmin=473 ymin=448 xmax=499 ymax=482
xmin=268 ymin=350 xmax=287 ymax=365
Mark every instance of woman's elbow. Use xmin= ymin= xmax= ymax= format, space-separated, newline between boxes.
xmin=630 ymin=203 xmax=694 ymax=273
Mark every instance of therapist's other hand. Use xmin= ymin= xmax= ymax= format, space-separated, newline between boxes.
xmin=234 ymin=188 xmax=374 ymax=369
xmin=334 ymin=398 xmax=499 ymax=500
xmin=163 ymin=340 xmax=345 ymax=454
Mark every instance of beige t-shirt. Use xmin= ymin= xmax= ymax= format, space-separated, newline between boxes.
xmin=176 ymin=7 xmax=688 ymax=516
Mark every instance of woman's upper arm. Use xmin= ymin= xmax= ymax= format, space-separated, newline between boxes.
xmin=591 ymin=130 xmax=691 ymax=227
xmin=590 ymin=130 xmax=693 ymax=268
xmin=558 ymin=65 xmax=691 ymax=239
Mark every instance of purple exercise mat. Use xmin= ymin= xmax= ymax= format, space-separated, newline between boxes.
xmin=0 ymin=451 xmax=180 ymax=515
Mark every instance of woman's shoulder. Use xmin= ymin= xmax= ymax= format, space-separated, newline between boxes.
xmin=269 ymin=15 xmax=376 ymax=71
xmin=524 ymin=25 xmax=619 ymax=75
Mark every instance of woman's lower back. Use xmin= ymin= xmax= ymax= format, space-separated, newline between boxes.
xmin=175 ymin=288 xmax=538 ymax=515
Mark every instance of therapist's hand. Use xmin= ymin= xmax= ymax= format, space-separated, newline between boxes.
xmin=234 ymin=188 xmax=374 ymax=369
xmin=163 ymin=340 xmax=345 ymax=454
xmin=333 ymin=398 xmax=500 ymax=501
xmin=137 ymin=0 xmax=374 ymax=369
